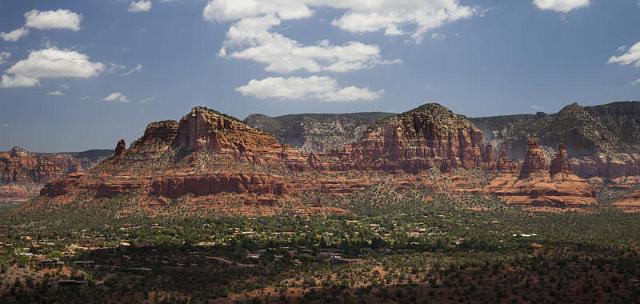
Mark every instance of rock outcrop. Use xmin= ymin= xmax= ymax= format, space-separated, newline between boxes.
xmin=332 ymin=104 xmax=486 ymax=172
xmin=550 ymin=144 xmax=572 ymax=176
xmin=519 ymin=140 xmax=549 ymax=179
xmin=484 ymin=145 xmax=596 ymax=208
xmin=130 ymin=120 xmax=179 ymax=153
xmin=40 ymin=172 xmax=87 ymax=198
xmin=0 ymin=184 xmax=33 ymax=203
xmin=0 ymin=147 xmax=111 ymax=203
xmin=115 ymin=140 xmax=127 ymax=157
xmin=175 ymin=107 xmax=279 ymax=153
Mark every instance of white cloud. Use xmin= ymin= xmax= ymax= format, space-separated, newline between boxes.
xmin=1 ymin=9 xmax=82 ymax=42
xmin=0 ymin=27 xmax=29 ymax=42
xmin=217 ymin=15 xmax=399 ymax=73
xmin=0 ymin=48 xmax=104 ymax=89
xmin=48 ymin=90 xmax=65 ymax=96
xmin=128 ymin=1 xmax=153 ymax=13
xmin=609 ymin=41 xmax=640 ymax=67
xmin=103 ymin=92 xmax=131 ymax=103
xmin=633 ymin=79 xmax=640 ymax=86
xmin=236 ymin=76 xmax=381 ymax=102
xmin=533 ymin=0 xmax=590 ymax=13
xmin=7 ymin=48 xmax=104 ymax=79
xmin=0 ymin=52 xmax=10 ymax=64
xmin=25 ymin=9 xmax=82 ymax=31
xmin=204 ymin=0 xmax=475 ymax=43
xmin=0 ymin=75 xmax=39 ymax=88
xmin=121 ymin=64 xmax=143 ymax=76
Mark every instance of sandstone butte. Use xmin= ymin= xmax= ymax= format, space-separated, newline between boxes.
xmin=36 ymin=104 xmax=613 ymax=213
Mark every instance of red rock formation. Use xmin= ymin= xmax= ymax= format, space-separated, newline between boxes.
xmin=483 ymin=173 xmax=596 ymax=208
xmin=96 ymin=176 xmax=148 ymax=198
xmin=0 ymin=184 xmax=33 ymax=203
xmin=151 ymin=173 xmax=287 ymax=199
xmin=519 ymin=140 xmax=549 ymax=179
xmin=483 ymin=144 xmax=596 ymax=208
xmin=550 ymin=144 xmax=572 ymax=176
xmin=130 ymin=120 xmax=179 ymax=153
xmin=332 ymin=104 xmax=485 ymax=172
xmin=35 ymin=104 xmax=605 ymax=212
xmin=40 ymin=172 xmax=86 ymax=197
xmin=613 ymin=190 xmax=640 ymax=213
xmin=115 ymin=140 xmax=127 ymax=157
xmin=175 ymin=107 xmax=279 ymax=153
xmin=496 ymin=150 xmax=518 ymax=173
xmin=1 ymin=147 xmax=82 ymax=185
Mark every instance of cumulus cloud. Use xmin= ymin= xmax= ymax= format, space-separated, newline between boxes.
xmin=48 ymin=90 xmax=65 ymax=96
xmin=121 ymin=64 xmax=143 ymax=76
xmin=103 ymin=92 xmax=131 ymax=103
xmin=0 ymin=52 xmax=10 ymax=65
xmin=0 ymin=48 xmax=104 ymax=89
xmin=236 ymin=76 xmax=381 ymax=102
xmin=1 ymin=9 xmax=82 ymax=42
xmin=0 ymin=75 xmax=39 ymax=89
xmin=216 ymin=15 xmax=398 ymax=73
xmin=533 ymin=0 xmax=590 ymax=13
xmin=128 ymin=1 xmax=153 ymax=13
xmin=609 ymin=41 xmax=640 ymax=67
xmin=24 ymin=9 xmax=82 ymax=31
xmin=0 ymin=27 xmax=29 ymax=42
xmin=204 ymin=0 xmax=475 ymax=43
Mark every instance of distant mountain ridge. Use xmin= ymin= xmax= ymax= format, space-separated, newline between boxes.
xmin=471 ymin=101 xmax=640 ymax=158
xmin=245 ymin=101 xmax=640 ymax=158
xmin=244 ymin=112 xmax=394 ymax=153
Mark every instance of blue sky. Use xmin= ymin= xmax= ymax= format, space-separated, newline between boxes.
xmin=0 ymin=0 xmax=639 ymax=152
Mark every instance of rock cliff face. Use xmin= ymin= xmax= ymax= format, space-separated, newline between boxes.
xmin=1 ymin=147 xmax=110 ymax=203
xmin=245 ymin=112 xmax=394 ymax=153
xmin=151 ymin=173 xmax=287 ymax=199
xmin=176 ymin=107 xmax=280 ymax=153
xmin=333 ymin=104 xmax=486 ymax=172
xmin=1 ymin=147 xmax=78 ymax=184
xmin=130 ymin=120 xmax=179 ymax=153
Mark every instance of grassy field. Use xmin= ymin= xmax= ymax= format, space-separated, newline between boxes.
xmin=1 ymin=187 xmax=640 ymax=303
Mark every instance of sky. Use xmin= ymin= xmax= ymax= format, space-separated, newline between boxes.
xmin=0 ymin=0 xmax=639 ymax=152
